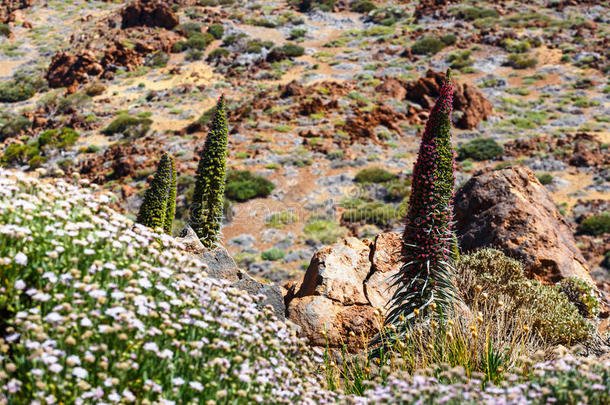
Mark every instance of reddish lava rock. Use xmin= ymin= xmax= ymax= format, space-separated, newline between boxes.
xmin=120 ymin=0 xmax=179 ymax=30
xmin=45 ymin=51 xmax=104 ymax=92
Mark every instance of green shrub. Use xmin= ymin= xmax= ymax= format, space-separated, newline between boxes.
xmin=447 ymin=50 xmax=474 ymax=71
xmin=352 ymin=0 xmax=376 ymax=13
xmin=355 ymin=167 xmax=396 ymax=183
xmin=225 ymin=170 xmax=275 ymax=202
xmin=342 ymin=201 xmax=397 ymax=227
xmin=411 ymin=36 xmax=445 ymax=55
xmin=207 ymin=47 xmax=230 ymax=61
xmin=578 ymin=212 xmax=610 ymax=236
xmin=289 ymin=28 xmax=307 ymax=39
xmin=279 ymin=43 xmax=305 ymax=57
xmin=178 ymin=22 xmax=201 ymax=37
xmin=0 ymin=115 xmax=31 ymax=141
xmin=558 ymin=277 xmax=599 ymax=318
xmin=185 ymin=49 xmax=204 ymax=61
xmin=101 ymin=114 xmax=152 ymax=137
xmin=0 ymin=24 xmax=11 ymax=37
xmin=38 ymin=127 xmax=79 ymax=149
xmin=267 ymin=211 xmax=297 ymax=228
xmin=303 ymin=217 xmax=348 ymax=245
xmin=457 ymin=138 xmax=503 ymax=161
xmin=145 ymin=52 xmax=170 ymax=68
xmin=190 ymin=96 xmax=229 ymax=246
xmin=451 ymin=6 xmax=499 ymax=21
xmin=0 ymin=80 xmax=36 ymax=103
xmin=536 ymin=173 xmax=553 ymax=185
xmin=440 ymin=33 xmax=458 ymax=46
xmin=506 ymin=54 xmax=538 ymax=69
xmin=261 ymin=248 xmax=286 ymax=261
xmin=208 ymin=23 xmax=224 ymax=39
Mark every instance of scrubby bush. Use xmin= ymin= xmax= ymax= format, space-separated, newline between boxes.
xmin=558 ymin=277 xmax=599 ymax=318
xmin=185 ymin=49 xmax=204 ymax=61
xmin=506 ymin=54 xmax=538 ymax=69
xmin=303 ymin=217 xmax=348 ymax=245
xmin=355 ymin=167 xmax=396 ymax=183
xmin=261 ymin=247 xmax=286 ymax=261
xmin=101 ymin=114 xmax=152 ymax=137
xmin=289 ymin=28 xmax=307 ymax=39
xmin=207 ymin=24 xmax=224 ymax=40
xmin=0 ymin=80 xmax=36 ymax=103
xmin=173 ymin=32 xmax=215 ymax=52
xmin=450 ymin=5 xmax=499 ymax=21
xmin=225 ymin=170 xmax=274 ymax=202
xmin=207 ymin=47 xmax=230 ymax=61
xmin=578 ymin=212 xmax=610 ymax=236
xmin=352 ymin=0 xmax=376 ymax=13
xmin=536 ymin=173 xmax=554 ymax=185
xmin=145 ymin=52 xmax=170 ymax=68
xmin=0 ymin=23 xmax=10 ymax=37
xmin=457 ymin=138 xmax=503 ymax=161
xmin=457 ymin=249 xmax=595 ymax=345
xmin=38 ymin=127 xmax=79 ymax=149
xmin=440 ymin=33 xmax=458 ymax=46
xmin=342 ymin=201 xmax=397 ymax=227
xmin=447 ymin=50 xmax=474 ymax=71
xmin=190 ymin=96 xmax=229 ymax=246
xmin=178 ymin=21 xmax=201 ymax=37
xmin=411 ymin=36 xmax=445 ymax=55
xmin=278 ymin=43 xmax=305 ymax=57
xmin=267 ymin=211 xmax=297 ymax=228
xmin=0 ymin=115 xmax=31 ymax=141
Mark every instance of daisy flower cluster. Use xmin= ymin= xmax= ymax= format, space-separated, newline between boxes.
xmin=346 ymin=355 xmax=610 ymax=404
xmin=0 ymin=169 xmax=335 ymax=404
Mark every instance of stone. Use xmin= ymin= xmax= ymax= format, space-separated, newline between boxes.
xmin=121 ymin=0 xmax=179 ymax=30
xmin=175 ymin=226 xmax=205 ymax=255
xmin=286 ymin=234 xmax=405 ymax=351
xmin=365 ymin=232 xmax=401 ymax=309
xmin=454 ymin=165 xmax=593 ymax=284
xmin=198 ymin=246 xmax=241 ymax=283
xmin=295 ymin=237 xmax=371 ymax=305
xmin=46 ymin=51 xmax=104 ymax=90
xmin=233 ymin=274 xmax=285 ymax=320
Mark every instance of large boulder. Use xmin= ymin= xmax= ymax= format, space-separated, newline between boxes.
xmin=286 ymin=234 xmax=402 ymax=350
xmin=121 ymin=0 xmax=179 ymax=30
xmin=404 ymin=70 xmax=493 ymax=130
xmin=46 ymin=51 xmax=104 ymax=91
xmin=176 ymin=227 xmax=285 ymax=319
xmin=454 ymin=166 xmax=593 ymax=284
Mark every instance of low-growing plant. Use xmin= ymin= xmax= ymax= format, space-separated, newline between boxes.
xmin=506 ymin=54 xmax=538 ymax=69
xmin=457 ymin=138 xmax=503 ymax=161
xmin=578 ymin=212 xmax=610 ymax=236
xmin=303 ymin=216 xmax=348 ymax=245
xmin=267 ymin=211 xmax=298 ymax=228
xmin=354 ymin=167 xmax=396 ymax=183
xmin=208 ymin=23 xmax=224 ymax=39
xmin=101 ymin=114 xmax=152 ymax=137
xmin=558 ymin=277 xmax=599 ymax=318
xmin=261 ymin=247 xmax=286 ymax=261
xmin=411 ymin=36 xmax=445 ymax=55
xmin=225 ymin=170 xmax=275 ymax=202
xmin=536 ymin=172 xmax=553 ymax=185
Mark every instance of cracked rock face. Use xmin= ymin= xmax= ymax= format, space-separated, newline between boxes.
xmin=286 ymin=234 xmax=401 ymax=350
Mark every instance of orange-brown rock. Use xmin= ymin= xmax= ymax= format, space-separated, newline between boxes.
xmin=45 ymin=51 xmax=104 ymax=91
xmin=405 ymin=70 xmax=493 ymax=129
xmin=454 ymin=165 xmax=593 ymax=284
xmin=120 ymin=0 xmax=179 ymax=30
xmin=375 ymin=77 xmax=407 ymax=100
xmin=101 ymin=41 xmax=142 ymax=72
xmin=0 ymin=0 xmax=34 ymax=23
xmin=286 ymin=234 xmax=402 ymax=351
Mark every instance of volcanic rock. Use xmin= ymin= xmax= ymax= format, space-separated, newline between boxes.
xmin=120 ymin=0 xmax=179 ymax=30
xmin=454 ymin=165 xmax=593 ymax=284
xmin=0 ymin=0 xmax=34 ymax=23
xmin=286 ymin=234 xmax=402 ymax=350
xmin=405 ymin=70 xmax=493 ymax=129
xmin=46 ymin=51 xmax=104 ymax=91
